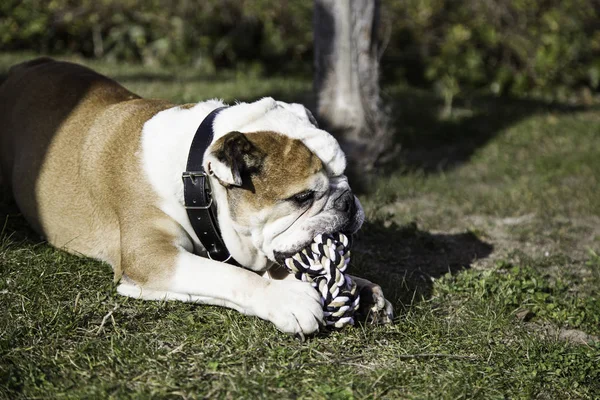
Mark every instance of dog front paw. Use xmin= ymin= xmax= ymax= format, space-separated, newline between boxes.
xmin=252 ymin=280 xmax=324 ymax=336
xmin=351 ymin=276 xmax=394 ymax=325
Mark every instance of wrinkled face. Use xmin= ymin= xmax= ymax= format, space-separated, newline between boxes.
xmin=207 ymin=130 xmax=364 ymax=263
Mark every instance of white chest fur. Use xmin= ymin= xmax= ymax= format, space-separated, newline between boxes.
xmin=140 ymin=100 xmax=225 ymax=253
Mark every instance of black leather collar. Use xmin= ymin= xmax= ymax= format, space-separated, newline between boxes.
xmin=182 ymin=106 xmax=238 ymax=265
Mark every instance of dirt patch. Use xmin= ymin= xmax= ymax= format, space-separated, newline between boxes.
xmin=527 ymin=322 xmax=599 ymax=346
xmin=463 ymin=214 xmax=600 ymax=266
xmin=382 ymin=196 xmax=599 ymax=266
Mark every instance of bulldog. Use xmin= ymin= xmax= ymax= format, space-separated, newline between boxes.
xmin=0 ymin=58 xmax=393 ymax=335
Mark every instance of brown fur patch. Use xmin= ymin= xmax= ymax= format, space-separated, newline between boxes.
xmin=213 ymin=131 xmax=323 ymax=215
xmin=179 ymin=103 xmax=197 ymax=110
xmin=0 ymin=58 xmax=180 ymax=283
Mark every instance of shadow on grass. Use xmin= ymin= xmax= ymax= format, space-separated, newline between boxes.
xmin=0 ymin=198 xmax=43 ymax=245
xmin=351 ymin=220 xmax=493 ymax=309
xmin=385 ymin=88 xmax=595 ymax=173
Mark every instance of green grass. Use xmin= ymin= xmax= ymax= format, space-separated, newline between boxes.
xmin=1 ymin=53 xmax=599 ymax=399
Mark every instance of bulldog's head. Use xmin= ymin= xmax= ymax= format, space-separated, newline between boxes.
xmin=203 ymin=98 xmax=364 ymax=267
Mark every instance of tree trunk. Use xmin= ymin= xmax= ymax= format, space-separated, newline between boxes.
xmin=314 ymin=0 xmax=393 ymax=176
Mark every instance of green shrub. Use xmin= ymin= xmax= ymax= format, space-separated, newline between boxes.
xmin=0 ymin=0 xmax=313 ymax=73
xmin=387 ymin=0 xmax=600 ymax=97
xmin=1 ymin=0 xmax=599 ymax=97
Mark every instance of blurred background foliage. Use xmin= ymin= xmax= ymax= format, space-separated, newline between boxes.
xmin=1 ymin=0 xmax=599 ymax=100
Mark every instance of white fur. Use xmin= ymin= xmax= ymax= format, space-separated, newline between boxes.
xmin=140 ymin=99 xmax=225 ymax=254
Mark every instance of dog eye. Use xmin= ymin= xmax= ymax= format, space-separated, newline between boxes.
xmin=289 ymin=190 xmax=315 ymax=205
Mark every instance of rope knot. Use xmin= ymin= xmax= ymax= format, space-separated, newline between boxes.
xmin=282 ymin=232 xmax=360 ymax=328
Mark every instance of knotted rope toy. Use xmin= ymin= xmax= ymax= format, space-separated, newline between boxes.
xmin=282 ymin=232 xmax=360 ymax=329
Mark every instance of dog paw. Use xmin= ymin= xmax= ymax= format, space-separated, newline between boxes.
xmin=252 ymin=280 xmax=324 ymax=337
xmin=352 ymin=276 xmax=394 ymax=325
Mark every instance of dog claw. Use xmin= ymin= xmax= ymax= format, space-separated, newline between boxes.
xmin=351 ymin=276 xmax=394 ymax=325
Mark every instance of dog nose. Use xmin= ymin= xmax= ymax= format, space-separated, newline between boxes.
xmin=334 ymin=191 xmax=355 ymax=213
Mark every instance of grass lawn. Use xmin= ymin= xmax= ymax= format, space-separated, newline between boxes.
xmin=1 ymin=52 xmax=599 ymax=399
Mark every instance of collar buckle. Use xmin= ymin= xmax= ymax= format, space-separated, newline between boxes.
xmin=182 ymin=170 xmax=207 ymax=182
xmin=182 ymin=170 xmax=213 ymax=209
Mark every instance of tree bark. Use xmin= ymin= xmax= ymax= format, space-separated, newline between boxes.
xmin=314 ymin=0 xmax=393 ymax=176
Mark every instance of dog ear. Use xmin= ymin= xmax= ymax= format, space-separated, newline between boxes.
xmin=206 ymin=131 xmax=264 ymax=187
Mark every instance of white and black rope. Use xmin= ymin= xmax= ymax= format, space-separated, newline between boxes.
xmin=283 ymin=233 xmax=360 ymax=328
